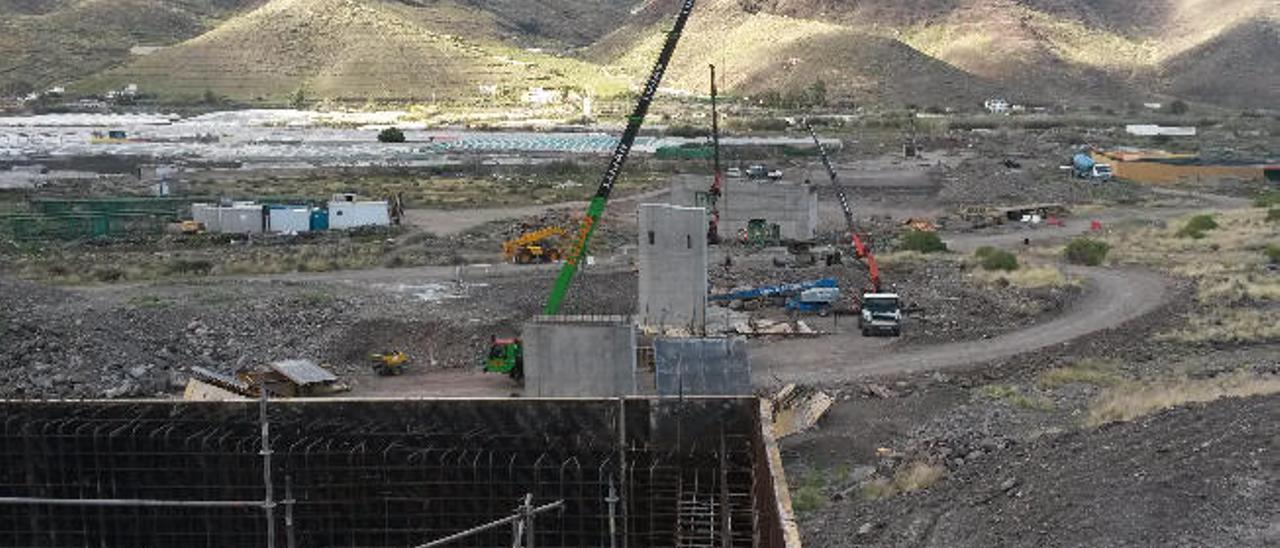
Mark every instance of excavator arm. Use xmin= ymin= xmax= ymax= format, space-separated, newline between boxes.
xmin=805 ymin=120 xmax=882 ymax=293
xmin=543 ymin=0 xmax=699 ymax=315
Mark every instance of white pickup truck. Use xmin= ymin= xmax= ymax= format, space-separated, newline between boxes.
xmin=859 ymin=293 xmax=902 ymax=337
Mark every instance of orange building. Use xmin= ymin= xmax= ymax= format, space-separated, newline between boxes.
xmin=1095 ymin=151 xmax=1279 ymax=185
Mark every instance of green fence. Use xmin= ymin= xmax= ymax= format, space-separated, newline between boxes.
xmin=1 ymin=212 xmax=167 ymax=240
xmin=28 ymin=198 xmax=191 ymax=220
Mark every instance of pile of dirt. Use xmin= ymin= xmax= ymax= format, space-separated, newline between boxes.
xmin=801 ymin=393 xmax=1280 ymax=547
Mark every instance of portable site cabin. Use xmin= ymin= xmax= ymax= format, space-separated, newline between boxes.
xmin=267 ymin=205 xmax=311 ymax=233
xmin=192 ymin=203 xmax=264 ymax=234
xmin=328 ymin=193 xmax=390 ymax=230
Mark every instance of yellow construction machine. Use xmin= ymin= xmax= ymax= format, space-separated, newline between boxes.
xmin=502 ymin=227 xmax=568 ymax=264
xmin=370 ymin=351 xmax=409 ymax=376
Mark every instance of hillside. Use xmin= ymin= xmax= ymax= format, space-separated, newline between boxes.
xmin=595 ymin=0 xmax=998 ymax=107
xmin=0 ymin=0 xmax=261 ymax=95
xmin=599 ymin=0 xmax=1277 ymax=108
xmin=1164 ymin=17 xmax=1280 ymax=109
xmin=6 ymin=0 xmax=1278 ymax=109
xmin=73 ymin=0 xmax=633 ymax=103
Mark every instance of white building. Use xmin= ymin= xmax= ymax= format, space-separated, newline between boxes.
xmin=523 ymin=87 xmax=559 ymax=106
xmin=328 ymin=193 xmax=390 ymax=230
xmin=1126 ymin=125 xmax=1197 ymax=137
xmin=984 ymin=98 xmax=1011 ymax=115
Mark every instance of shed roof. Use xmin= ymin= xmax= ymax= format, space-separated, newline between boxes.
xmin=269 ymin=359 xmax=337 ymax=386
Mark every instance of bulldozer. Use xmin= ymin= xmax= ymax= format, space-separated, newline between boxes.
xmin=502 ymin=227 xmax=568 ymax=264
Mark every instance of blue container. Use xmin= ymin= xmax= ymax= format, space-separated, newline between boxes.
xmin=310 ymin=208 xmax=329 ymax=231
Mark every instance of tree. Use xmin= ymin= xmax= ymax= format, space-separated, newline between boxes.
xmin=1 ymin=80 xmax=35 ymax=98
xmin=900 ymin=230 xmax=947 ymax=253
xmin=806 ymin=79 xmax=828 ymax=107
xmin=1064 ymin=238 xmax=1111 ymax=266
xmin=378 ymin=127 xmax=406 ymax=143
xmin=202 ymin=89 xmax=221 ymax=106
xmin=289 ymin=86 xmax=308 ymax=109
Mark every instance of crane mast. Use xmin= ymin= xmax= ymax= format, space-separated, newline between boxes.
xmin=804 ymin=120 xmax=882 ymax=292
xmin=543 ymin=0 xmax=698 ymax=315
xmin=707 ymin=63 xmax=722 ymax=244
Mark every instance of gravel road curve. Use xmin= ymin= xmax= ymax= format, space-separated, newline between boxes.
xmin=752 ymin=266 xmax=1173 ymax=385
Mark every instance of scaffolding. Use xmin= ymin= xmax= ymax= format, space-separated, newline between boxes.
xmin=0 ymin=399 xmax=763 ymax=548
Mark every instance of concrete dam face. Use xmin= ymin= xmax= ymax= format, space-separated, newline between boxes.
xmin=0 ymin=398 xmax=796 ymax=547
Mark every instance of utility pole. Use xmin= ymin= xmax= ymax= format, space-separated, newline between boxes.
xmin=707 ymin=64 xmax=722 ymax=244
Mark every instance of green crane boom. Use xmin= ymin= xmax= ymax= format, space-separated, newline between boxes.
xmin=542 ymin=0 xmax=699 ymax=315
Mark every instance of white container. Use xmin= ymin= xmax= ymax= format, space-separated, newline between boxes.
xmin=268 ymin=207 xmax=311 ymax=233
xmin=328 ymin=201 xmax=390 ymax=230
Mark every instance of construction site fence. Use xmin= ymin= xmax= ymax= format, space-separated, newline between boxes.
xmin=0 ymin=212 xmax=169 ymax=240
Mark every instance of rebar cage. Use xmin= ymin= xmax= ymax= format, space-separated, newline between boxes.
xmin=0 ymin=398 xmax=773 ymax=547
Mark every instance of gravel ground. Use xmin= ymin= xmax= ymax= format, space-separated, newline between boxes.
xmin=0 ymin=267 xmax=637 ymax=399
xmin=711 ymin=253 xmax=1079 ymax=344
xmin=801 ymin=393 xmax=1280 ymax=547
xmin=785 ymin=279 xmax=1280 ymax=547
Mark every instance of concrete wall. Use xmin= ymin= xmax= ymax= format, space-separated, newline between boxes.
xmin=670 ymin=178 xmax=817 ymax=240
xmin=523 ymin=316 xmax=637 ymax=397
xmin=654 ymin=337 xmax=750 ymax=396
xmin=637 ymin=204 xmax=708 ymax=333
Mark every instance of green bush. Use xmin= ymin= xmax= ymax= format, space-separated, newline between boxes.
xmin=1176 ymin=214 xmax=1219 ymax=239
xmin=1256 ymin=191 xmax=1280 ymax=208
xmin=1064 ymin=238 xmax=1111 ymax=266
xmin=976 ymin=247 xmax=1019 ymax=271
xmin=377 ymin=127 xmax=406 ymax=143
xmin=900 ymin=230 xmax=947 ymax=253
xmin=1266 ymin=245 xmax=1280 ymax=265
xmin=1267 ymin=209 xmax=1280 ymax=223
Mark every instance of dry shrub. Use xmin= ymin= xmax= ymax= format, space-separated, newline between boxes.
xmin=862 ymin=461 xmax=947 ymax=500
xmin=976 ymin=265 xmax=1070 ymax=288
xmin=1159 ymin=308 xmax=1280 ymax=343
xmin=1039 ymin=359 xmax=1125 ymax=388
xmin=1107 ymin=210 xmax=1280 ymax=303
xmin=1088 ymin=373 xmax=1280 ymax=426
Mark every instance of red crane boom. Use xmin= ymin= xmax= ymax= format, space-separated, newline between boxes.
xmin=804 ymin=120 xmax=882 ymax=292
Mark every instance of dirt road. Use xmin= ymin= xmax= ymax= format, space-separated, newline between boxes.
xmin=750 ymin=266 xmax=1172 ymax=386
xmin=403 ymin=187 xmax=670 ymax=235
xmin=751 ymin=187 xmax=1242 ymax=385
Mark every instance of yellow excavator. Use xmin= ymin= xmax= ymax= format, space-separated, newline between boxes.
xmin=502 ymin=227 xmax=568 ymax=264
xmin=370 ymin=351 xmax=408 ymax=376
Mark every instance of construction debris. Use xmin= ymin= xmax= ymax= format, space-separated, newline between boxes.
xmin=771 ymin=384 xmax=834 ymax=438
xmin=733 ymin=319 xmax=819 ymax=337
